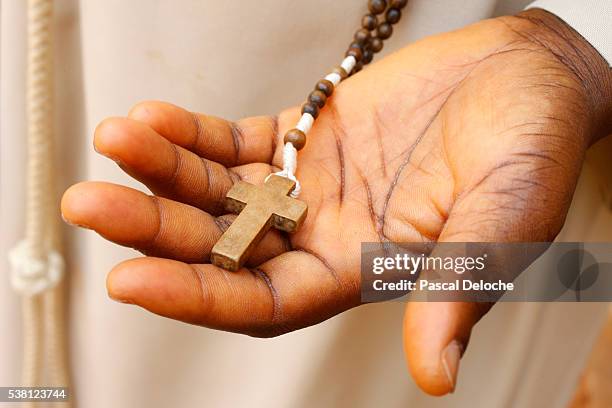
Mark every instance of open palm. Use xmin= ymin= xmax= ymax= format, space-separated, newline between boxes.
xmin=62 ymin=10 xmax=610 ymax=395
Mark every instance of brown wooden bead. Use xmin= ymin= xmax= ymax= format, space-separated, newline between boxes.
xmin=354 ymin=28 xmax=371 ymax=44
xmin=370 ymin=37 xmax=384 ymax=53
xmin=284 ymin=129 xmax=307 ymax=150
xmin=349 ymin=41 xmax=363 ymax=51
xmin=353 ymin=61 xmax=363 ymax=73
xmin=390 ymin=0 xmax=407 ymax=9
xmin=333 ymin=65 xmax=349 ymax=79
xmin=362 ymin=14 xmax=378 ymax=30
xmin=308 ymin=90 xmax=327 ymax=108
xmin=346 ymin=47 xmax=363 ymax=61
xmin=302 ymin=102 xmax=319 ymax=119
xmin=362 ymin=48 xmax=374 ymax=64
xmin=385 ymin=8 xmax=401 ymax=24
xmin=315 ymin=79 xmax=334 ymax=97
xmin=368 ymin=0 xmax=387 ymax=15
xmin=377 ymin=23 xmax=393 ymax=39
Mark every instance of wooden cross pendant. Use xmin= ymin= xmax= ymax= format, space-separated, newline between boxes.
xmin=211 ymin=175 xmax=307 ymax=271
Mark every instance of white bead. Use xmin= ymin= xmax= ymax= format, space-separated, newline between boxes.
xmin=341 ymin=56 xmax=357 ymax=74
xmin=325 ymin=72 xmax=342 ymax=86
xmin=296 ymin=113 xmax=314 ymax=134
xmin=283 ymin=142 xmax=298 ymax=176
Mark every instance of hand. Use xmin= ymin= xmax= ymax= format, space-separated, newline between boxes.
xmin=61 ymin=9 xmax=611 ymax=395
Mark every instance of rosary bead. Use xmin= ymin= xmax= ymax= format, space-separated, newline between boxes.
xmin=390 ymin=0 xmax=408 ymax=9
xmin=353 ymin=61 xmax=363 ymax=73
xmin=308 ymin=90 xmax=327 ymax=108
xmin=345 ymin=47 xmax=363 ymax=62
xmin=362 ymin=48 xmax=374 ymax=64
xmin=302 ymin=102 xmax=319 ymax=119
xmin=368 ymin=0 xmax=387 ymax=15
xmin=354 ymin=28 xmax=371 ymax=44
xmin=362 ymin=14 xmax=378 ymax=31
xmin=349 ymin=41 xmax=363 ymax=51
xmin=315 ymin=79 xmax=334 ymax=97
xmin=385 ymin=8 xmax=401 ymax=24
xmin=284 ymin=129 xmax=307 ymax=151
xmin=369 ymin=37 xmax=384 ymax=53
xmin=377 ymin=23 xmax=393 ymax=39
xmin=341 ymin=56 xmax=357 ymax=74
xmin=296 ymin=113 xmax=315 ymax=133
xmin=324 ymin=72 xmax=342 ymax=86
xmin=333 ymin=65 xmax=349 ymax=79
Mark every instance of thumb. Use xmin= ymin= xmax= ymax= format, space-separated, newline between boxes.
xmin=403 ymin=300 xmax=491 ymax=395
xmin=402 ymin=164 xmax=574 ymax=395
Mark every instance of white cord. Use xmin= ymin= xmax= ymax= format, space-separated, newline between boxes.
xmin=267 ymin=142 xmax=301 ymax=198
xmin=9 ymin=0 xmax=72 ymax=401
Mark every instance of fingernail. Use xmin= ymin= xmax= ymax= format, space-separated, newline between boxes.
xmin=61 ymin=213 xmax=91 ymax=230
xmin=104 ymin=153 xmax=123 ymax=166
xmin=109 ymin=293 xmax=133 ymax=304
xmin=441 ymin=340 xmax=463 ymax=393
xmin=94 ymin=146 xmax=123 ymax=165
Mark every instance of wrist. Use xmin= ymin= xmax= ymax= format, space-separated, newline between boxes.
xmin=507 ymin=8 xmax=612 ymax=145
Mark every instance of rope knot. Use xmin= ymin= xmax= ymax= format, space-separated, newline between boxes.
xmin=9 ymin=240 xmax=64 ymax=295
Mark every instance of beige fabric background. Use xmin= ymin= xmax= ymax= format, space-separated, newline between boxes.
xmin=1 ymin=1 xmax=611 ymax=407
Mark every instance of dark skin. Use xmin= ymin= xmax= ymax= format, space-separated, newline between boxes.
xmin=61 ymin=9 xmax=612 ymax=395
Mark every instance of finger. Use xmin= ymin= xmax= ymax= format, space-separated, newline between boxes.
xmin=127 ymin=100 xmax=279 ymax=167
xmin=61 ymin=181 xmax=289 ymax=265
xmin=107 ymin=250 xmax=357 ymax=337
xmin=94 ymin=117 xmax=276 ymax=214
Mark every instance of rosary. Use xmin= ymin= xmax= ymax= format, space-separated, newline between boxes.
xmin=211 ymin=0 xmax=406 ymax=271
